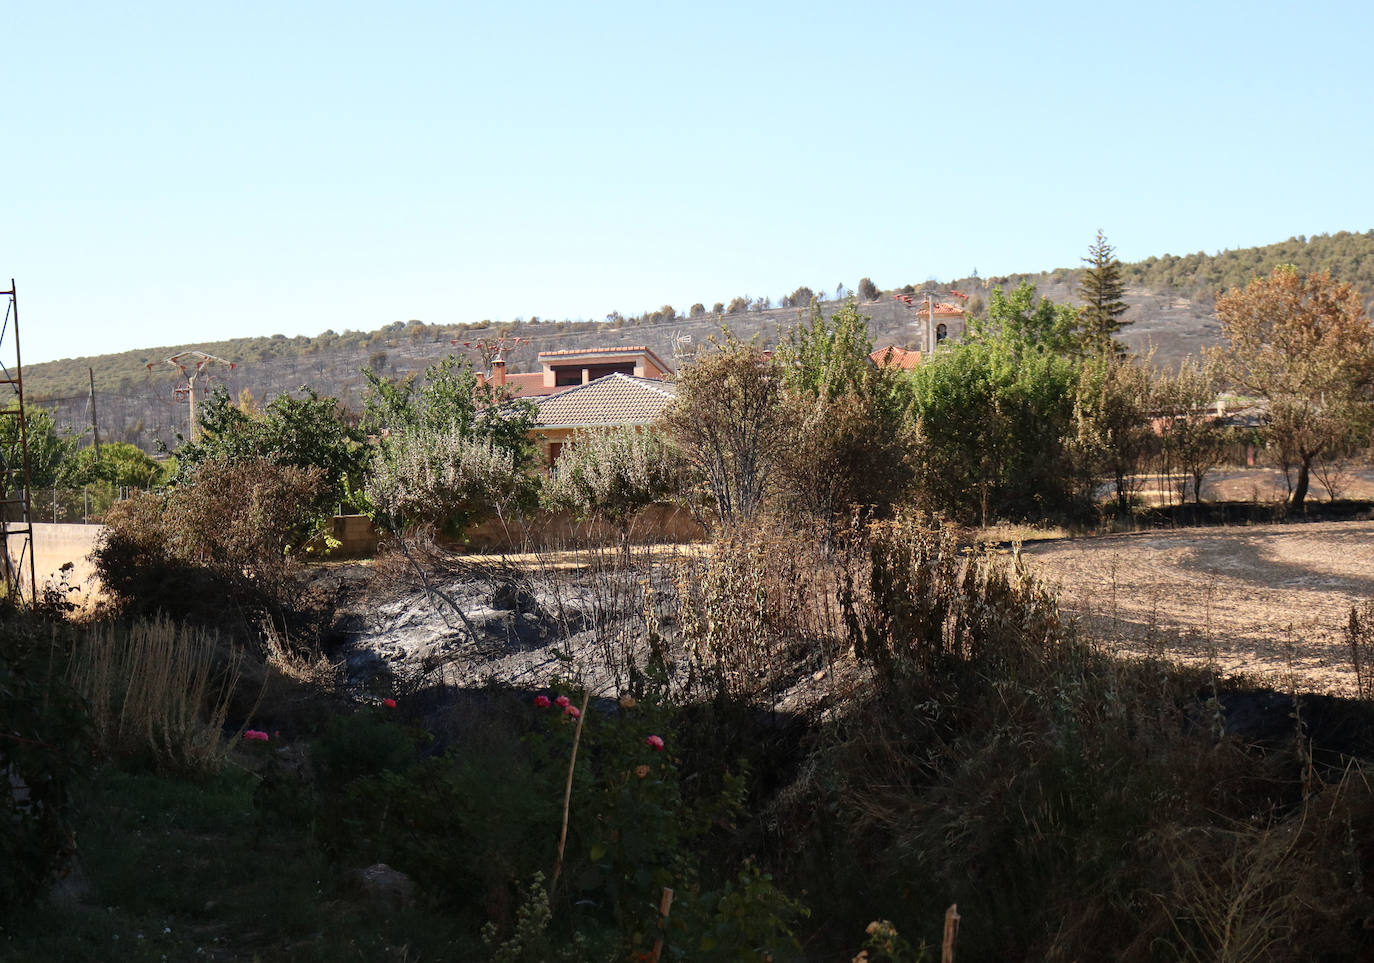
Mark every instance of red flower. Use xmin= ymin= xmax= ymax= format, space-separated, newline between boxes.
xmin=533 ymin=694 xmax=551 ymax=709
xmin=243 ymin=729 xmax=269 ymax=742
xmin=383 ymin=698 xmax=397 ymax=709
xmin=645 ymin=735 xmax=665 ymax=751
xmin=554 ymin=695 xmax=571 ymax=708
xmin=564 ymin=705 xmax=582 ymax=719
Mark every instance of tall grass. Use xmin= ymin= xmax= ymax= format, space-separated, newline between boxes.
xmin=67 ymin=615 xmax=250 ymax=775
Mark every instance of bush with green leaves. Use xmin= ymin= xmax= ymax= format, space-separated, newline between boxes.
xmin=362 ymin=355 xmax=536 ymax=534
xmin=171 ymin=386 xmax=366 ymax=528
xmin=0 ymin=613 xmax=93 ymax=911
xmin=541 ymin=427 xmax=688 ymax=530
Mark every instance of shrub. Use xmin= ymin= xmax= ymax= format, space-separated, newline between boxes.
xmin=93 ymin=455 xmax=327 ymax=619
xmin=66 ymin=615 xmax=250 ymax=775
xmin=0 ymin=612 xmax=93 ymax=910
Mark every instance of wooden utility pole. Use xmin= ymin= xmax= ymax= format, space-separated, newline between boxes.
xmin=88 ymin=367 xmax=100 ymax=455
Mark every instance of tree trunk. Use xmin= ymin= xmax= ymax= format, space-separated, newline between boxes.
xmin=1290 ymin=457 xmax=1312 ymax=510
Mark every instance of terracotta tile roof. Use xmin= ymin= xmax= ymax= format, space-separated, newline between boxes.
xmin=532 ymin=373 xmax=677 ymax=429
xmin=869 ymin=345 xmax=923 ymax=370
xmin=931 ymin=302 xmax=964 ymax=316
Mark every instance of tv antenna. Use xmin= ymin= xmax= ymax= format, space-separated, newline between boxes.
xmin=147 ymin=350 xmax=236 ymax=441
xmin=451 ymin=335 xmax=530 ymax=370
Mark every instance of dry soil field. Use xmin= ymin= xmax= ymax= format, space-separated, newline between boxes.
xmin=1023 ymin=520 xmax=1374 ymax=696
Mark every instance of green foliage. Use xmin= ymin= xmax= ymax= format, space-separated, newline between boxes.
xmin=1071 ymin=354 xmax=1156 ymax=518
xmin=0 ymin=614 xmax=93 ymax=911
xmin=970 ymin=281 xmax=1080 ymax=357
xmin=362 ymin=355 xmax=537 ymax=534
xmin=909 ymin=335 xmax=1083 ymax=524
xmin=1078 ymin=229 xmax=1130 ymax=352
xmin=857 ymin=277 xmax=880 ymax=301
xmin=172 ymin=386 xmax=365 ymax=522
xmin=774 ymin=301 xmax=913 ymax=538
xmin=66 ymin=441 xmax=167 ymax=489
xmin=0 ymin=401 xmax=79 ymax=488
xmin=541 ymin=427 xmax=688 ymax=526
xmin=1155 ymin=359 xmax=1226 ymax=505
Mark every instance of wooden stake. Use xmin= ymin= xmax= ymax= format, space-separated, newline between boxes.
xmin=942 ymin=903 xmax=960 ymax=963
xmin=549 ymin=689 xmax=591 ymax=895
xmin=649 ymin=886 xmax=675 ymax=963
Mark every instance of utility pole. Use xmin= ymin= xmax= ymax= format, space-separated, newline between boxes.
xmin=146 ymin=350 xmax=236 ymax=441
xmin=88 ymin=367 xmax=101 ymax=455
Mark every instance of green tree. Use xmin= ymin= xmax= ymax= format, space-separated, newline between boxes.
xmin=1155 ymin=359 xmax=1226 ymax=506
xmin=909 ymin=338 xmax=1082 ymax=525
xmin=774 ymin=302 xmax=912 ymax=541
xmin=857 ymin=277 xmax=879 ymax=301
xmin=971 ymin=282 xmax=1080 ymax=357
xmin=362 ymin=355 xmax=537 ymax=533
xmin=1071 ymin=355 xmax=1155 ymax=518
xmin=1212 ymin=266 xmax=1374 ymax=509
xmin=0 ymin=402 xmax=79 ymax=489
xmin=172 ymin=387 xmax=366 ymax=523
xmin=68 ymin=442 xmax=167 ymax=490
xmin=1078 ymin=229 xmax=1130 ymax=353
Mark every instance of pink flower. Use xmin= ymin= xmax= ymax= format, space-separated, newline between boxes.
xmin=243 ymin=729 xmax=269 ymax=742
xmin=645 ymin=735 xmax=665 ymax=751
xmin=533 ymin=694 xmax=551 ymax=709
xmin=554 ymin=695 xmax=571 ymax=708
xmin=383 ymin=698 xmax=397 ymax=709
xmin=564 ymin=705 xmax=581 ymax=719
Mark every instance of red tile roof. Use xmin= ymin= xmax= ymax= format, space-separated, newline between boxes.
xmin=869 ymin=345 xmax=923 ymax=370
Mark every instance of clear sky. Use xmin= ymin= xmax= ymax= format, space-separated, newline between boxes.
xmin=6 ymin=0 xmax=1373 ymax=365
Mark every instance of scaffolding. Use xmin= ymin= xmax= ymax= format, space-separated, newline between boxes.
xmin=0 ymin=280 xmax=37 ymax=605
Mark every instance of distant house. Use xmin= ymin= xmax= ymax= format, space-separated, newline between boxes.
xmin=529 ymin=373 xmax=677 ymax=466
xmin=479 ymin=346 xmax=673 ymax=399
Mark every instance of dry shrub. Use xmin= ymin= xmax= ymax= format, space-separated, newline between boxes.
xmin=94 ymin=456 xmax=326 ymax=621
xmin=1348 ymin=600 xmax=1374 ymax=701
xmin=1164 ymin=770 xmax=1374 ymax=963
xmin=673 ymin=522 xmax=845 ymax=702
xmin=839 ymin=511 xmax=1063 ymax=681
xmin=66 ymin=615 xmax=251 ymax=775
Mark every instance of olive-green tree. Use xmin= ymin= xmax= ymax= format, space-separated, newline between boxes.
xmin=1078 ymin=230 xmax=1130 ymax=354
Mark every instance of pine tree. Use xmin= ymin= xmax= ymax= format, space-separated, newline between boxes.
xmin=1078 ymin=230 xmax=1130 ymax=353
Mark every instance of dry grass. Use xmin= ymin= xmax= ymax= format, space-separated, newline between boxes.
xmin=66 ymin=615 xmax=252 ymax=775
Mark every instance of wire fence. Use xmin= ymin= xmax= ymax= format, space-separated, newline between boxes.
xmin=27 ymin=486 xmax=137 ymax=525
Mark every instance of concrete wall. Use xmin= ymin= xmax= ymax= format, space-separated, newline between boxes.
xmin=9 ymin=522 xmax=105 ymax=605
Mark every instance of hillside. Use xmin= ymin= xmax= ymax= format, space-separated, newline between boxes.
xmin=26 ymin=229 xmax=1374 ymax=453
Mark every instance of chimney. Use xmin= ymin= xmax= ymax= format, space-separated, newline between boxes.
xmin=492 ymin=357 xmax=507 ymax=387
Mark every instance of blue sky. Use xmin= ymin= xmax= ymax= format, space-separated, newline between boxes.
xmin=6 ymin=1 xmax=1373 ymax=365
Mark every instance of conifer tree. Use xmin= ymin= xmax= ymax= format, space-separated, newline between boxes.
xmin=1078 ymin=229 xmax=1130 ymax=353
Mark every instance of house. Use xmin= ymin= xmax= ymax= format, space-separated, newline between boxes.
xmin=478 ymin=346 xmax=673 ymax=398
xmin=529 ymin=372 xmax=677 ymax=465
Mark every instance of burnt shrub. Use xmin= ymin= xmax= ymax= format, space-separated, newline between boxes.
xmin=93 ymin=455 xmax=327 ymax=626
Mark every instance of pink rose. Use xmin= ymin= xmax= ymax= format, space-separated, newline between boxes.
xmin=533 ymin=695 xmax=551 ymax=708
xmin=645 ymin=735 xmax=665 ymax=751
xmin=383 ymin=698 xmax=397 ymax=709
xmin=564 ymin=705 xmax=582 ymax=719
xmin=243 ymin=729 xmax=269 ymax=742
xmin=554 ymin=695 xmax=571 ymax=708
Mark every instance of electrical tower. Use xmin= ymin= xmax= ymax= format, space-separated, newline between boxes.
xmin=0 ymin=280 xmax=37 ymax=605
xmin=146 ymin=350 xmax=236 ymax=440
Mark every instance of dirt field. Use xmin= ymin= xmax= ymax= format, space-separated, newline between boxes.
xmin=1023 ymin=520 xmax=1374 ymax=696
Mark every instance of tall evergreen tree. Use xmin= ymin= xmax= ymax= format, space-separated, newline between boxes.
xmin=1078 ymin=229 xmax=1130 ymax=353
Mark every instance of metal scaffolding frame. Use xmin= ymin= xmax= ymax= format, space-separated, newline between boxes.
xmin=0 ymin=279 xmax=36 ymax=605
